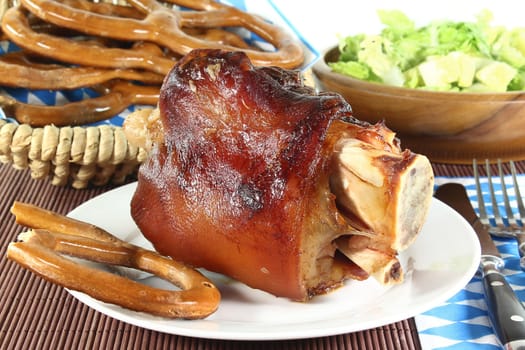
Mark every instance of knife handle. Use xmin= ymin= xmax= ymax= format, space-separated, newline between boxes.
xmin=481 ymin=257 xmax=525 ymax=349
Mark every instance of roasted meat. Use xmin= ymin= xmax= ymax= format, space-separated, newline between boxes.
xmin=126 ymin=49 xmax=434 ymax=301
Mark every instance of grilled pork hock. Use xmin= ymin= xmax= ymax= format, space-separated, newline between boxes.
xmin=126 ymin=49 xmax=434 ymax=301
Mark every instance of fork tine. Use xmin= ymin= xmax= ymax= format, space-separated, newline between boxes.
xmin=473 ymin=159 xmax=489 ymax=224
xmin=498 ymin=159 xmax=515 ymax=226
xmin=510 ymin=161 xmax=525 ymax=226
xmin=486 ymin=159 xmax=504 ymax=227
xmin=475 ymin=159 xmax=525 ymax=270
xmin=509 ymin=160 xmax=525 ymax=270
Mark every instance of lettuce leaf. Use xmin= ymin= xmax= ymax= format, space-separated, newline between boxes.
xmin=333 ymin=9 xmax=525 ymax=92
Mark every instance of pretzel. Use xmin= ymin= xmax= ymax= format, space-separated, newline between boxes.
xmin=183 ymin=28 xmax=254 ymax=49
xmin=0 ymin=81 xmax=160 ymax=126
xmin=7 ymin=201 xmax=221 ymax=319
xmin=0 ymin=51 xmax=165 ymax=89
xmin=59 ymin=0 xmax=145 ymax=19
xmin=2 ymin=7 xmax=177 ymax=75
xmin=19 ymin=0 xmax=304 ymax=69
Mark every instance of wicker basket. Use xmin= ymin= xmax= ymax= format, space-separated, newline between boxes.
xmin=0 ymin=0 xmax=148 ymax=189
xmin=0 ymin=120 xmax=148 ymax=188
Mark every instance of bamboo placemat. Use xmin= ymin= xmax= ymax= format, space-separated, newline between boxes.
xmin=0 ymin=163 xmax=425 ymax=349
xmin=3 ymin=161 xmax=524 ymax=349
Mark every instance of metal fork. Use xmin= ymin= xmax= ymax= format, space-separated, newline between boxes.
xmin=473 ymin=159 xmax=525 ymax=270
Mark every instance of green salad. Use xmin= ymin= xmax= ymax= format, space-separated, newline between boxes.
xmin=330 ymin=10 xmax=525 ymax=92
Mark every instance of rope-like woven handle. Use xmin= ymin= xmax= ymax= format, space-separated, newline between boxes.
xmin=0 ymin=119 xmax=147 ymax=188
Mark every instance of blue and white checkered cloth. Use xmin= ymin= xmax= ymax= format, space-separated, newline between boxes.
xmin=416 ymin=175 xmax=525 ymax=350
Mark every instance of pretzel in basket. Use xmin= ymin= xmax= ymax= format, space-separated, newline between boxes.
xmin=0 ymin=51 xmax=165 ymax=89
xmin=0 ymin=0 xmax=303 ymax=126
xmin=0 ymin=81 xmax=160 ymax=126
xmin=18 ymin=0 xmax=304 ymax=69
xmin=7 ymin=201 xmax=221 ymax=319
xmin=1 ymin=7 xmax=178 ymax=75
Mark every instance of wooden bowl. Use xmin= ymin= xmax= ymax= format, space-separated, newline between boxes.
xmin=313 ymin=46 xmax=525 ymax=164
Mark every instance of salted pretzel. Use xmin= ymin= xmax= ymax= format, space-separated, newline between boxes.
xmin=19 ymin=0 xmax=304 ymax=69
xmin=0 ymin=81 xmax=160 ymax=126
xmin=7 ymin=201 xmax=221 ymax=319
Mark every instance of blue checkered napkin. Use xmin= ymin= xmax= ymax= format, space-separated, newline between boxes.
xmin=416 ymin=175 xmax=525 ymax=350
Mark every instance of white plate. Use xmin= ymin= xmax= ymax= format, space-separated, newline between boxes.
xmin=67 ymin=182 xmax=480 ymax=340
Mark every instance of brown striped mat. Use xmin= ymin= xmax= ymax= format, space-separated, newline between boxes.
xmin=7 ymin=160 xmax=521 ymax=349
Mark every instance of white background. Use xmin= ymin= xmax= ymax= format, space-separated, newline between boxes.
xmin=271 ymin=0 xmax=524 ymax=53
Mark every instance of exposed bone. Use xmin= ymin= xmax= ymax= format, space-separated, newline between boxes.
xmin=335 ymin=236 xmax=402 ymax=285
xmin=330 ymin=138 xmax=434 ymax=251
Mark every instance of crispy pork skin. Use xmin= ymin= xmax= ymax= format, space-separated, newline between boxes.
xmin=128 ymin=49 xmax=434 ymax=301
